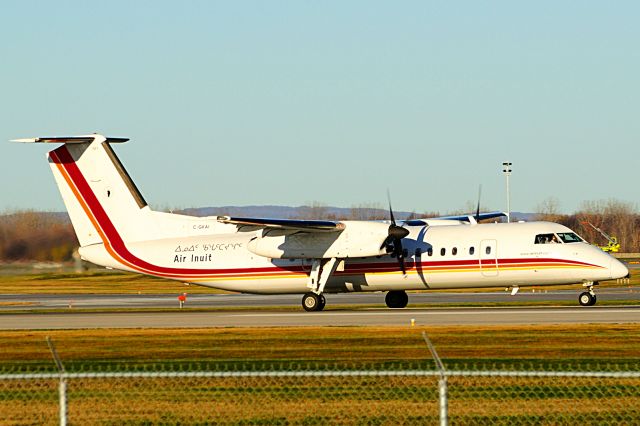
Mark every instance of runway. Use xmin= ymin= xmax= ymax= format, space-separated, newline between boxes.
xmin=1 ymin=288 xmax=638 ymax=329
xmin=1 ymin=306 xmax=640 ymax=329
xmin=1 ymin=287 xmax=638 ymax=311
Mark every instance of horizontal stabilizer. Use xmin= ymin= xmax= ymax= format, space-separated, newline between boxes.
xmin=11 ymin=135 xmax=129 ymax=144
xmin=217 ymin=216 xmax=345 ymax=232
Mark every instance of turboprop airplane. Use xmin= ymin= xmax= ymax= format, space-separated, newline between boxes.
xmin=14 ymin=134 xmax=629 ymax=311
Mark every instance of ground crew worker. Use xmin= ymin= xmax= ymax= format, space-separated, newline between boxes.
xmin=178 ymin=293 xmax=187 ymax=308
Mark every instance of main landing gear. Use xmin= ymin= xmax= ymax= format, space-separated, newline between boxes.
xmin=385 ymin=290 xmax=408 ymax=309
xmin=302 ymin=258 xmax=339 ymax=312
xmin=578 ymin=282 xmax=598 ymax=306
xmin=300 ymin=256 xmax=411 ymax=311
xmin=302 ymin=292 xmax=326 ymax=312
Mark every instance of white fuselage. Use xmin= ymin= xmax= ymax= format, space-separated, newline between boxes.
xmin=79 ymin=220 xmax=626 ymax=294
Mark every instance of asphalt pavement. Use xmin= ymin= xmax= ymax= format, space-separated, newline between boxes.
xmin=0 ymin=287 xmax=638 ymax=329
xmin=0 ymin=288 xmax=637 ymax=311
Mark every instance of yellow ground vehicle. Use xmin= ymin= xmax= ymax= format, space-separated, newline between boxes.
xmin=581 ymin=221 xmax=621 ymax=253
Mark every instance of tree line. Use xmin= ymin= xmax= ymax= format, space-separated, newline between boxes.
xmin=0 ymin=211 xmax=76 ymax=262
xmin=536 ymin=198 xmax=640 ymax=252
xmin=1 ymin=199 xmax=638 ymax=262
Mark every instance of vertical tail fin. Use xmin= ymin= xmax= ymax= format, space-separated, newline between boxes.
xmin=13 ymin=135 xmax=151 ymax=247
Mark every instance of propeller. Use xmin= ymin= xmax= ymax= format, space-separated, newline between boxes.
xmin=381 ymin=191 xmax=410 ymax=275
xmin=474 ymin=184 xmax=482 ymax=222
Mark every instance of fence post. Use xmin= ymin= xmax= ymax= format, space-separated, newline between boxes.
xmin=46 ymin=337 xmax=67 ymax=426
xmin=58 ymin=379 xmax=67 ymax=426
xmin=422 ymin=331 xmax=448 ymax=426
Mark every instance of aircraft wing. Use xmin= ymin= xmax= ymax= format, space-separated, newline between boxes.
xmin=217 ymin=216 xmax=345 ymax=232
xmin=403 ymin=211 xmax=507 ymax=226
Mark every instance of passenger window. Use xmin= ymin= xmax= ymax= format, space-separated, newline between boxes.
xmin=485 ymin=246 xmax=491 ymax=255
xmin=440 ymin=248 xmax=446 ymax=256
xmin=427 ymin=248 xmax=433 ymax=257
xmin=452 ymin=247 xmax=457 ymax=255
xmin=469 ymin=247 xmax=475 ymax=255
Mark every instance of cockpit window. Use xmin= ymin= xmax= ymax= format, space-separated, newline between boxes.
xmin=535 ymin=233 xmax=560 ymax=244
xmin=557 ymin=232 xmax=583 ymax=243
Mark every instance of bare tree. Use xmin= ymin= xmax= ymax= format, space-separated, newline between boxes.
xmin=545 ymin=198 xmax=639 ymax=252
xmin=298 ymin=201 xmax=329 ymax=220
xmin=535 ymin=197 xmax=562 ymax=222
xmin=348 ymin=203 xmax=386 ymax=220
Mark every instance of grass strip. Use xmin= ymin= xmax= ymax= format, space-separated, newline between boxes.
xmin=0 ymin=324 xmax=638 ymax=373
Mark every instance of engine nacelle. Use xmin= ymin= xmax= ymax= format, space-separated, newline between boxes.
xmin=247 ymin=221 xmax=392 ymax=259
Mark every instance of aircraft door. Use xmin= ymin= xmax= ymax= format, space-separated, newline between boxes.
xmin=479 ymin=239 xmax=498 ymax=277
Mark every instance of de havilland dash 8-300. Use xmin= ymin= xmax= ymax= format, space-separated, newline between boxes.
xmin=14 ymin=134 xmax=629 ymax=311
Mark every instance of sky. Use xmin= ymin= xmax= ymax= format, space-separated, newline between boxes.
xmin=1 ymin=1 xmax=638 ymax=215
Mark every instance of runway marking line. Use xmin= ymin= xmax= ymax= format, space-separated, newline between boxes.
xmin=231 ymin=308 xmax=640 ymax=318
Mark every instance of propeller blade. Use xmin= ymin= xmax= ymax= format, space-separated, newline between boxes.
xmin=475 ymin=184 xmax=482 ymax=222
xmin=385 ymin=190 xmax=408 ymax=275
xmin=386 ymin=190 xmax=408 ymax=237
xmin=380 ymin=235 xmax=392 ymax=250
xmin=387 ymin=190 xmax=396 ymax=225
xmin=395 ymin=239 xmax=407 ymax=275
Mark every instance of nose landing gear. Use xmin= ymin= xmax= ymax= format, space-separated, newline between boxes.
xmin=578 ymin=282 xmax=598 ymax=306
xmin=578 ymin=291 xmax=597 ymax=306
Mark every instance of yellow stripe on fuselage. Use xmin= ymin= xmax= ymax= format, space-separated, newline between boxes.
xmin=183 ymin=264 xmax=600 ymax=282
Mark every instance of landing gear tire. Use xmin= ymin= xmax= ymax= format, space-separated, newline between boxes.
xmin=579 ymin=292 xmax=597 ymax=307
xmin=385 ymin=290 xmax=409 ymax=309
xmin=302 ymin=293 xmax=325 ymax=312
xmin=318 ymin=294 xmax=326 ymax=311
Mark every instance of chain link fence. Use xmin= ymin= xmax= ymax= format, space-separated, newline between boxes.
xmin=2 ymin=367 xmax=640 ymax=424
xmin=0 ymin=333 xmax=639 ymax=425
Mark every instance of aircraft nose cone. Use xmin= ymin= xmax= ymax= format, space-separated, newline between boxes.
xmin=610 ymin=258 xmax=629 ymax=280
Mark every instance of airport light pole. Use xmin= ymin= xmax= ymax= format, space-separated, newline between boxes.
xmin=502 ymin=162 xmax=512 ymax=223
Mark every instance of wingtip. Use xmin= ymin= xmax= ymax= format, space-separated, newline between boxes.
xmin=10 ymin=138 xmax=37 ymax=143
